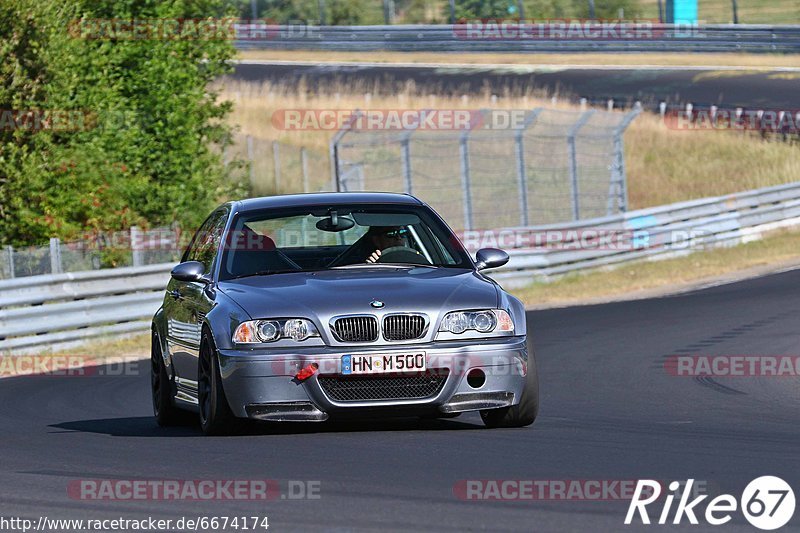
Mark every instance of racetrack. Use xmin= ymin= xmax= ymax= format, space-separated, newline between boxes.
xmin=229 ymin=61 xmax=800 ymax=110
xmin=1 ymin=270 xmax=798 ymax=531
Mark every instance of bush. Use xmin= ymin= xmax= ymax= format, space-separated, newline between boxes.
xmin=0 ymin=0 xmax=239 ymax=246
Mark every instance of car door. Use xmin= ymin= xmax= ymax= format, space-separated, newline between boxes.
xmin=165 ymin=208 xmax=229 ymax=391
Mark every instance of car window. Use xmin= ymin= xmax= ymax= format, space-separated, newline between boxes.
xmin=245 ymin=215 xmax=368 ymax=247
xmin=183 ymin=208 xmax=228 ymax=274
xmin=219 ymin=204 xmax=470 ymax=280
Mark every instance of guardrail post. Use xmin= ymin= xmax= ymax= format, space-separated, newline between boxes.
xmin=515 ymin=108 xmax=543 ymax=227
xmin=6 ymin=245 xmax=14 ymax=279
xmin=459 ymin=129 xmax=474 ymax=231
xmin=567 ymin=110 xmax=595 ymax=221
xmin=272 ymin=141 xmax=281 ymax=193
xmin=300 ymin=147 xmax=310 ymax=193
xmin=49 ymin=237 xmax=62 ymax=274
xmin=130 ymin=226 xmax=143 ymax=267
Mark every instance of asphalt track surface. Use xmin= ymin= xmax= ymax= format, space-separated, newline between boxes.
xmin=229 ymin=61 xmax=800 ymax=110
xmin=1 ymin=270 xmax=799 ymax=532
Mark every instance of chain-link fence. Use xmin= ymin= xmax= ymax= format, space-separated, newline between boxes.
xmin=0 ymin=227 xmax=181 ymax=280
xmin=332 ymin=107 xmax=639 ymax=231
xmin=225 ymin=134 xmax=332 ymax=196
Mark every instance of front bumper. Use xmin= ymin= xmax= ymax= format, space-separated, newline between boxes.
xmin=217 ymin=336 xmax=528 ymax=421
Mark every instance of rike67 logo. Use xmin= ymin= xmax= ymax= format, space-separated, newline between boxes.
xmin=626 ymin=477 xmax=795 ymax=530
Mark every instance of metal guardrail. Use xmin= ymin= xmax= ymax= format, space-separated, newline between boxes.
xmin=0 ymin=264 xmax=171 ymax=354
xmin=3 ymin=181 xmax=800 ymax=353
xmin=234 ymin=24 xmax=800 ymax=53
xmin=483 ymin=181 xmax=800 ymax=287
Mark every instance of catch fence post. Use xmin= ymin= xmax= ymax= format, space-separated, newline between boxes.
xmin=301 ymin=147 xmax=310 ymax=193
xmin=6 ymin=245 xmax=14 ymax=278
xmin=272 ymin=141 xmax=281 ymax=193
xmin=329 ymin=110 xmax=361 ymax=193
xmin=608 ymin=107 xmax=642 ymax=214
xmin=400 ymin=114 xmax=423 ymax=195
xmin=49 ymin=237 xmax=63 ymax=274
xmin=246 ymin=135 xmax=255 ymax=187
xmin=131 ymin=226 xmax=143 ymax=267
xmin=567 ymin=110 xmax=595 ymax=221
xmin=401 ymin=138 xmax=413 ymax=195
xmin=515 ymin=108 xmax=543 ymax=226
xmin=459 ymin=129 xmax=474 ymax=231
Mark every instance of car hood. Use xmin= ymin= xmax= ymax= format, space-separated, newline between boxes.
xmin=217 ymin=266 xmax=499 ymax=320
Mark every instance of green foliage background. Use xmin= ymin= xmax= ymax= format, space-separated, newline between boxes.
xmin=0 ymin=0 xmax=241 ymax=246
xmin=233 ymin=0 xmax=642 ymax=23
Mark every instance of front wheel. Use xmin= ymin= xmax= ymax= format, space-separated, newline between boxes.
xmin=151 ymin=332 xmax=183 ymax=426
xmin=198 ymin=333 xmax=237 ymax=436
xmin=480 ymin=337 xmax=539 ymax=429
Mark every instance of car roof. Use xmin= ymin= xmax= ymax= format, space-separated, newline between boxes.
xmin=232 ymin=192 xmax=423 ymax=213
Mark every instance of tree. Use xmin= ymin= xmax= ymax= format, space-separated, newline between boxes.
xmin=0 ymin=0 xmax=240 ymax=246
xmin=455 ymin=0 xmax=520 ymax=19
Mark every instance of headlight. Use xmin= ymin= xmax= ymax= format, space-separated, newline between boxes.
xmin=233 ymin=319 xmax=320 ymax=344
xmin=437 ymin=309 xmax=514 ymax=337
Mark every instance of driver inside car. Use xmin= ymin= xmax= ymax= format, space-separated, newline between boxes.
xmin=364 ymin=226 xmax=410 ymax=263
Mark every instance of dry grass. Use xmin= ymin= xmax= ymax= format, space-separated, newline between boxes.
xmin=625 ymin=112 xmax=800 ymax=207
xmin=512 ymin=227 xmax=800 ymax=307
xmin=238 ymin=50 xmax=800 ymax=69
xmin=50 ymin=333 xmax=151 ymax=358
xmin=218 ymin=79 xmax=800 ymax=209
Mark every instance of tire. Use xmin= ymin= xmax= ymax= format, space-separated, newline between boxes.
xmin=480 ymin=337 xmax=539 ymax=429
xmin=151 ymin=332 xmax=184 ymax=426
xmin=198 ymin=332 xmax=237 ymax=436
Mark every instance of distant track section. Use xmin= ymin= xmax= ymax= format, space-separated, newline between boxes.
xmin=233 ymin=23 xmax=800 ymax=54
xmin=228 ymin=60 xmax=800 ymax=110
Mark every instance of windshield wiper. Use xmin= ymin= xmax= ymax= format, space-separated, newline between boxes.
xmin=332 ymin=263 xmax=437 ymax=269
xmin=228 ymin=269 xmax=304 ymax=280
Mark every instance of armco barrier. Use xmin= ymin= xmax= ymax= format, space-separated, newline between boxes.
xmin=234 ymin=24 xmax=800 ymax=53
xmin=0 ymin=264 xmax=172 ymax=354
xmin=2 ymin=181 xmax=800 ymax=353
xmin=485 ymin=181 xmax=800 ymax=287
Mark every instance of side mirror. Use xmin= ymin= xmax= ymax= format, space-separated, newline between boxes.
xmin=475 ymin=248 xmax=509 ymax=271
xmin=171 ymin=261 xmax=209 ymax=284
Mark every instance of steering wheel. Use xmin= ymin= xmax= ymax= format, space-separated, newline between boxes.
xmin=376 ymin=246 xmax=432 ymax=266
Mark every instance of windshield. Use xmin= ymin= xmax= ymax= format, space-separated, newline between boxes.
xmin=218 ymin=204 xmax=471 ymax=280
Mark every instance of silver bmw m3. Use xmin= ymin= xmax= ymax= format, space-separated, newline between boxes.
xmin=151 ymin=192 xmax=538 ymax=435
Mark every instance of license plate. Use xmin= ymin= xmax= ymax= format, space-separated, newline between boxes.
xmin=341 ymin=352 xmax=426 ymax=375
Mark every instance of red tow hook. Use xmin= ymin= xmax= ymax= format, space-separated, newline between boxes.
xmin=295 ymin=363 xmax=319 ymax=382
